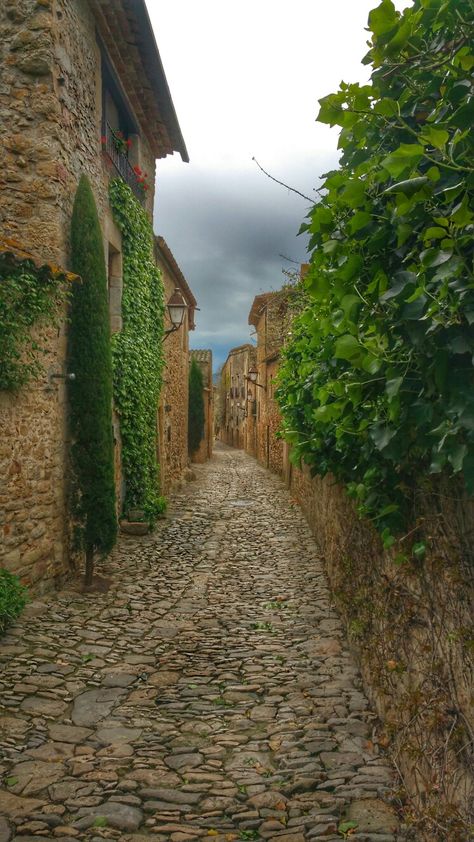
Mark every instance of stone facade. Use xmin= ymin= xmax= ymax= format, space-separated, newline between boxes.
xmin=189 ymin=350 xmax=213 ymax=464
xmin=155 ymin=237 xmax=197 ymax=495
xmin=219 ymin=344 xmax=256 ymax=452
xmin=248 ymin=289 xmax=296 ymax=473
xmin=0 ymin=0 xmax=186 ymax=592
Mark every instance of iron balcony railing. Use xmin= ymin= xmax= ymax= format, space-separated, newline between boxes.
xmin=102 ymin=122 xmax=144 ymax=202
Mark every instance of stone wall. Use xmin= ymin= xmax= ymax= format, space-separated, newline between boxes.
xmin=0 ymin=0 xmax=71 ymax=591
xmin=245 ymin=285 xmax=474 ymax=834
xmin=288 ymin=462 xmax=474 ymax=834
xmin=0 ymin=0 xmax=156 ymax=592
xmin=156 ymin=254 xmax=191 ymax=495
xmin=252 ymin=375 xmax=474 ymax=831
xmin=0 ymin=322 xmax=70 ymax=595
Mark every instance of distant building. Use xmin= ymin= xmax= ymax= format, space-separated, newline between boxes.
xmin=219 ymin=344 xmax=256 ymax=453
xmin=189 ymin=350 xmax=213 ymax=464
xmin=155 ymin=237 xmax=197 ymax=493
xmin=248 ymin=288 xmax=298 ymax=474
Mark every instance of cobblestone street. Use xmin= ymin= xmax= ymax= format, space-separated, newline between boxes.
xmin=0 ymin=445 xmax=404 ymax=842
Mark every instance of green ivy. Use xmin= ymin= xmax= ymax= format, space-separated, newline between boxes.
xmin=109 ymin=178 xmax=166 ymax=522
xmin=0 ymin=255 xmax=68 ymax=391
xmin=277 ymin=0 xmax=474 ymax=539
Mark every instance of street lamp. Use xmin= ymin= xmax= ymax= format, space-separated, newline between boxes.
xmin=246 ymin=366 xmax=265 ymax=389
xmin=164 ymin=287 xmax=187 ymax=338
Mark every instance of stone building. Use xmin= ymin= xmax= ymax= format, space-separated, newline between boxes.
xmin=0 ymin=0 xmax=187 ymax=593
xmin=248 ymin=290 xmax=296 ymax=473
xmin=219 ymin=344 xmax=256 ymax=453
xmin=155 ymin=236 xmax=197 ymax=494
xmin=189 ymin=350 xmax=213 ymax=464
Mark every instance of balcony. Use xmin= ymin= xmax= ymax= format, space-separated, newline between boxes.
xmin=101 ymin=122 xmax=145 ymax=203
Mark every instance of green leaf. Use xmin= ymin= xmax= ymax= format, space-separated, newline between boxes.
xmin=382 ymin=144 xmax=424 ymax=178
xmin=386 ymin=376 xmax=403 ymax=398
xmin=454 ymin=48 xmax=474 ymax=71
xmin=370 ymin=423 xmax=397 ymax=451
xmin=317 ymin=93 xmax=345 ymax=126
xmin=397 ymin=223 xmax=412 ymax=246
xmin=368 ymin=0 xmax=397 ymax=36
xmin=307 ymin=273 xmax=330 ymax=300
xmin=423 ymin=227 xmax=447 ymax=240
xmin=314 ymin=401 xmax=345 ymax=422
xmin=451 ymin=194 xmax=472 ymax=227
xmin=448 ymin=443 xmax=467 ymax=473
xmin=5 ymin=777 xmax=19 ymax=787
xmin=383 ymin=176 xmax=428 ymax=196
xmin=342 ymin=180 xmax=367 ymax=208
xmin=339 ymin=254 xmax=363 ymax=281
xmin=380 ymin=271 xmax=416 ymax=302
xmin=421 ymin=126 xmax=449 ymax=149
xmin=341 ymin=294 xmax=360 ymax=320
xmin=374 ymin=98 xmax=398 ymax=117
xmin=334 ymin=334 xmax=361 ymax=362
xmin=350 ymin=211 xmax=372 ymax=233
xmin=420 ymin=248 xmax=453 ymax=268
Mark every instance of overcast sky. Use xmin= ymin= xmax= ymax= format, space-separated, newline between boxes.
xmin=148 ymin=0 xmax=410 ymax=370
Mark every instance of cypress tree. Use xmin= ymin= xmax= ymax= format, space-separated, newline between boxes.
xmin=69 ymin=175 xmax=117 ymax=586
xmin=188 ymin=357 xmax=205 ymax=455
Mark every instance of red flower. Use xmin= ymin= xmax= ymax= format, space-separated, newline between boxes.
xmin=133 ymin=165 xmax=142 ymax=175
xmin=126 ymin=139 xmax=132 ymax=148
xmin=100 ymin=136 xmax=106 ymax=144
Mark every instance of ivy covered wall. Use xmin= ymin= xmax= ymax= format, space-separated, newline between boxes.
xmin=109 ymin=179 xmax=166 ymax=522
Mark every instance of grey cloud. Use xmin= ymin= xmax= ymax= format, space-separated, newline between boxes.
xmin=154 ymin=154 xmax=337 ymax=369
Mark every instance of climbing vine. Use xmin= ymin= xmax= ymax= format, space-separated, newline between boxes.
xmin=0 ymin=253 xmax=69 ymax=391
xmin=109 ymin=178 xmax=166 ymax=522
xmin=277 ymin=0 xmax=474 ymax=542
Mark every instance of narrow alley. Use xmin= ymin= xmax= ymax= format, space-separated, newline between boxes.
xmin=0 ymin=445 xmax=403 ymax=842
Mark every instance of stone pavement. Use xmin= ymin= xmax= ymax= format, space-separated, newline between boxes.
xmin=0 ymin=444 xmax=405 ymax=842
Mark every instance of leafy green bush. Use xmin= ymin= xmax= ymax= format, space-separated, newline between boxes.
xmin=0 ymin=570 xmax=28 ymax=634
xmin=109 ymin=179 xmax=166 ymax=523
xmin=188 ymin=357 xmax=205 ymax=455
xmin=277 ymin=0 xmax=474 ymax=540
xmin=69 ymin=175 xmax=117 ymax=584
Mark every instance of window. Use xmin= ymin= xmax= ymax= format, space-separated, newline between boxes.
xmin=100 ymin=47 xmax=144 ymax=201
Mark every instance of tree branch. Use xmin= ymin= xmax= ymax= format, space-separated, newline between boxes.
xmin=252 ymin=157 xmax=314 ymax=203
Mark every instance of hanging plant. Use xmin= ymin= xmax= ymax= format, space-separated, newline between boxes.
xmin=0 ymin=253 xmax=69 ymax=391
xmin=101 ymin=129 xmax=132 ymax=156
